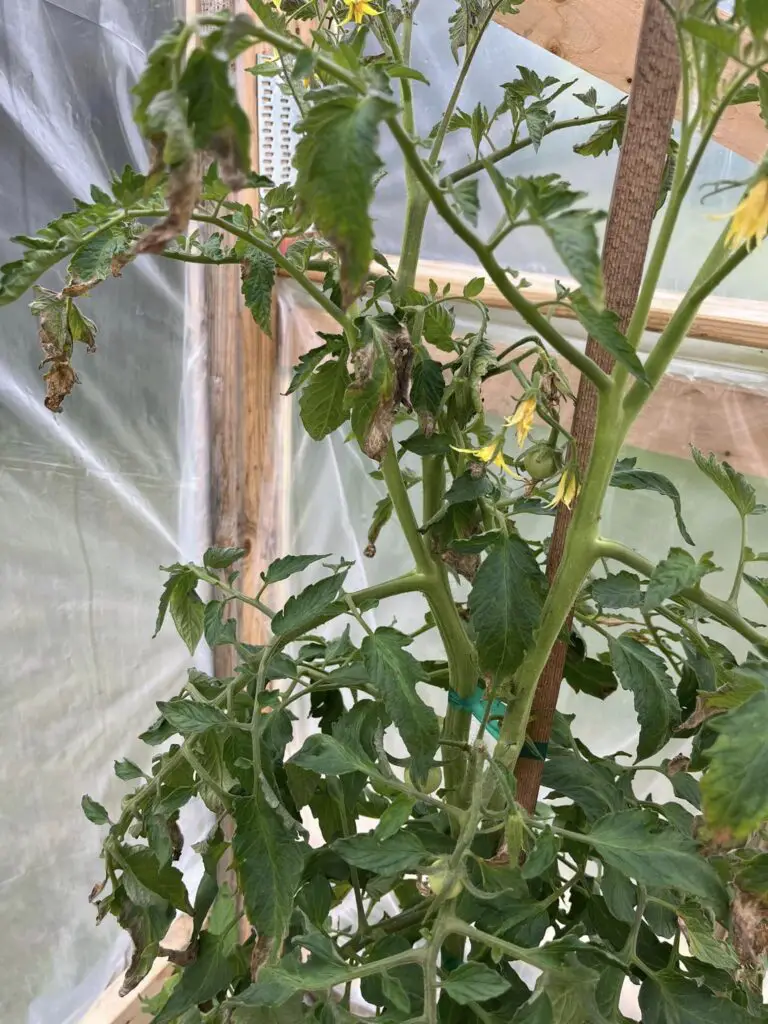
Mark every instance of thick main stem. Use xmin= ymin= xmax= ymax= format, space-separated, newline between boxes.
xmin=509 ymin=0 xmax=681 ymax=811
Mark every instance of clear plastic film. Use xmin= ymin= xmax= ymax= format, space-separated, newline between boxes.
xmin=0 ymin=1 xmax=211 ymax=1021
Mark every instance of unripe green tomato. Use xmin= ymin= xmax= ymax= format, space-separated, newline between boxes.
xmin=523 ymin=444 xmax=560 ymax=481
xmin=404 ymin=766 xmax=442 ymax=794
xmin=429 ymin=858 xmax=463 ymax=899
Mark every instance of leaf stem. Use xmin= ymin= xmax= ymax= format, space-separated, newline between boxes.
xmin=441 ymin=111 xmax=622 ymax=186
xmin=728 ymin=514 xmax=748 ymax=606
xmin=595 ymin=538 xmax=766 ymax=649
xmin=386 ymin=120 xmax=612 ymax=393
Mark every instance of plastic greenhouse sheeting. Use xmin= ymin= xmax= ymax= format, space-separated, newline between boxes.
xmin=0 ymin=1 xmax=211 ymax=1022
xmin=2 ymin=1 xmax=768 ymax=1021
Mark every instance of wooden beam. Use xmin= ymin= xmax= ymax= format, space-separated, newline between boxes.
xmin=494 ymin=1 xmax=767 ymax=164
xmin=296 ymin=257 xmax=768 ymax=350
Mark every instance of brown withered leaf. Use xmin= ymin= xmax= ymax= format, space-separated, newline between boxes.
xmin=43 ymin=362 xmax=77 ymax=413
xmin=250 ymin=934 xmax=273 ymax=981
xmin=442 ymin=549 xmax=480 ymax=583
xmin=134 ymin=156 xmax=202 ymax=255
xmin=731 ymin=889 xmax=768 ymax=970
xmin=350 ymin=329 xmax=413 ymax=462
xmin=666 ymin=754 xmax=691 ymax=776
xmin=678 ymin=694 xmax=724 ymax=732
xmin=159 ymin=936 xmax=199 ymax=967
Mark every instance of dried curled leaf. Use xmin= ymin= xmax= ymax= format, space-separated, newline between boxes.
xmin=135 ymin=157 xmax=202 ymax=255
xmin=348 ymin=327 xmax=413 ymax=462
xmin=731 ymin=889 xmax=768 ymax=970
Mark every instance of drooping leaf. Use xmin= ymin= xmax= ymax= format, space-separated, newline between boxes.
xmin=300 ymin=357 xmax=352 ymax=441
xmin=678 ymin=902 xmax=739 ymax=971
xmin=441 ymin=962 xmax=512 ymax=1005
xmin=152 ymin=929 xmax=239 ymax=1024
xmin=469 ymin=534 xmax=547 ymax=681
xmin=361 ymin=628 xmax=440 ymax=779
xmin=82 ymin=794 xmax=110 ymax=825
xmin=120 ymin=845 xmax=192 ymax=914
xmin=645 ymin=548 xmax=716 ymax=610
xmin=332 ymin=831 xmax=428 ymax=874
xmin=563 ymin=651 xmax=618 ymax=700
xmin=232 ymin=791 xmax=306 ymax=945
xmin=411 ymin=350 xmax=445 ymax=417
xmin=294 ymin=89 xmax=396 ymax=306
xmin=542 ymin=751 xmax=624 ymax=821
xmin=691 ymin=447 xmax=761 ymax=517
xmin=610 ymin=459 xmax=694 ymax=544
xmin=586 ymin=810 xmax=727 ymax=910
xmin=170 ymin=581 xmax=205 ymax=655
xmin=701 ymin=687 xmax=768 ymax=842
xmin=114 ymin=758 xmax=144 ymax=782
xmin=522 ymin=826 xmax=559 ymax=879
xmin=573 ymin=104 xmax=626 ymax=158
xmin=113 ymin=885 xmax=175 ymax=994
xmin=609 ymin=635 xmax=680 ymax=760
xmin=241 ymin=247 xmax=275 ymax=335
xmin=591 ymin=571 xmax=644 ymax=610
xmin=271 ymin=571 xmax=347 ymax=636
xmin=570 ymin=291 xmax=648 ymax=382
xmin=422 ymin=303 xmax=456 ymax=351
xmin=600 ymin=864 xmax=636 ymax=924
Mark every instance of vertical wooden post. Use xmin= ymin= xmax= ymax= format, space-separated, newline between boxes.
xmin=514 ymin=0 xmax=682 ymax=812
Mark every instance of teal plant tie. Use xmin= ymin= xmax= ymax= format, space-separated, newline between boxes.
xmin=448 ymin=686 xmax=548 ymax=760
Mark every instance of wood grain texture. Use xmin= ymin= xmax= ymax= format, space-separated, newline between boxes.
xmin=495 ymin=0 xmax=767 ymax=163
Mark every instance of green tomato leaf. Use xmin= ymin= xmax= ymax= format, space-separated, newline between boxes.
xmin=691 ymin=446 xmax=761 ymax=517
xmin=587 ymin=810 xmax=727 ymax=910
xmin=542 ymin=751 xmax=624 ymax=821
xmin=469 ymin=534 xmax=547 ymax=681
xmin=156 ymin=698 xmax=230 ymax=736
xmin=591 ymin=571 xmax=644 ymax=610
xmin=640 ymin=971 xmax=754 ymax=1024
xmin=522 ymin=826 xmax=559 ymax=879
xmin=442 ymin=962 xmax=512 ymax=1005
xmin=241 ymin=247 xmax=275 ymax=336
xmin=114 ymin=758 xmax=144 ymax=782
xmin=411 ymin=350 xmax=446 ymax=417
xmin=374 ymin=795 xmax=415 ymax=841
xmin=361 ymin=627 xmax=440 ymax=779
xmin=288 ymin=733 xmax=371 ymax=776
xmin=600 ymin=864 xmax=637 ymax=924
xmin=271 ymin=571 xmax=347 ymax=636
xmin=294 ymin=90 xmax=396 ymax=306
xmin=422 ymin=303 xmax=456 ymax=351
xmin=152 ymin=930 xmax=239 ymax=1024
xmin=610 ymin=459 xmax=694 ymax=545
xmin=300 ymin=357 xmax=352 ymax=441
xmin=120 ymin=845 xmax=192 ymax=914
xmin=609 ymin=635 xmax=680 ymax=760
xmin=261 ymin=552 xmax=331 ymax=585
xmin=701 ymin=687 xmax=768 ymax=842
xmin=232 ymin=791 xmax=306 ymax=945
xmin=169 ymin=581 xmax=205 ymax=654
xmin=203 ymin=546 xmax=247 ymax=569
xmin=645 ymin=547 xmax=716 ymax=610
xmin=570 ymin=290 xmax=648 ymax=382
xmin=81 ymin=794 xmax=110 ymax=825
xmin=332 ymin=831 xmax=428 ymax=873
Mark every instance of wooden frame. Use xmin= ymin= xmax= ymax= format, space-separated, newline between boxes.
xmin=495 ymin=0 xmax=767 ymax=163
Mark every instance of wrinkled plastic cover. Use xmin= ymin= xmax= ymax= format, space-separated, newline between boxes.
xmin=0 ymin=1 xmax=212 ymax=1022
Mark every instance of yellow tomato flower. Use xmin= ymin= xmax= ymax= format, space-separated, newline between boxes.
xmin=451 ymin=441 xmax=520 ymax=477
xmin=269 ymin=0 xmax=281 ymax=8
xmin=343 ymin=0 xmax=381 ymax=23
xmin=504 ymin=396 xmax=537 ymax=448
xmin=725 ymin=178 xmax=768 ymax=251
xmin=546 ymin=469 xmax=579 ymax=509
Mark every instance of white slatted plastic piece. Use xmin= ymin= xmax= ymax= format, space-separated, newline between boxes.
xmin=256 ymin=57 xmax=300 ymax=186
